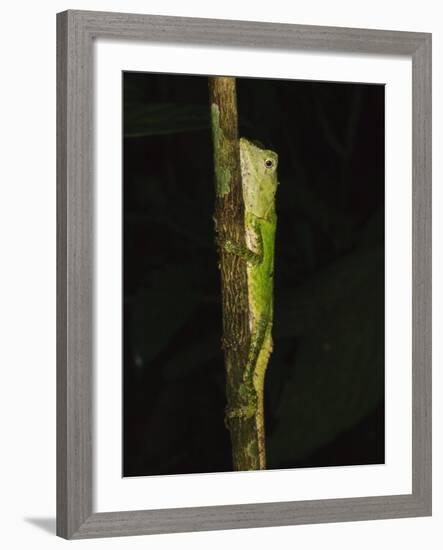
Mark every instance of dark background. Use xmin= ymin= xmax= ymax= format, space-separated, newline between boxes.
xmin=123 ymin=72 xmax=385 ymax=477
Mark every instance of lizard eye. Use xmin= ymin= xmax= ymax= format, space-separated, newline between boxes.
xmin=264 ymin=159 xmax=274 ymax=168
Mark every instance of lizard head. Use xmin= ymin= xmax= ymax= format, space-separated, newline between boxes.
xmin=239 ymin=137 xmax=279 ymax=220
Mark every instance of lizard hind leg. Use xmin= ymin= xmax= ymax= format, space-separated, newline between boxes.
xmin=224 ymin=313 xmax=270 ymax=428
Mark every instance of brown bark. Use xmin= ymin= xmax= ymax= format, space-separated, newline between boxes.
xmin=209 ymin=76 xmax=262 ymax=470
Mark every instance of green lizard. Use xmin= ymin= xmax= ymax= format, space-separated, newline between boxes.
xmin=221 ymin=137 xmax=279 ymax=467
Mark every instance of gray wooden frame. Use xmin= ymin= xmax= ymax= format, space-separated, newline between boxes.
xmin=57 ymin=9 xmax=432 ymax=539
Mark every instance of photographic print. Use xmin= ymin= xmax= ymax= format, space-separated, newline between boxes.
xmin=122 ymin=71 xmax=385 ymax=477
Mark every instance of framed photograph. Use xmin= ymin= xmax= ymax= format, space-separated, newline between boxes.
xmin=57 ymin=10 xmax=431 ymax=539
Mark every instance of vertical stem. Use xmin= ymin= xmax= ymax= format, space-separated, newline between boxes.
xmin=209 ymin=76 xmax=263 ymax=470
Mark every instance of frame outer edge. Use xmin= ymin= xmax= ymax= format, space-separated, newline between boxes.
xmin=67 ymin=9 xmax=427 ymax=55
xmin=72 ymin=494 xmax=426 ymax=539
xmin=411 ymin=34 xmax=432 ymax=514
xmin=56 ymin=10 xmax=69 ymax=539
xmin=57 ymin=10 xmax=94 ymax=539
xmin=56 ymin=9 xmax=432 ymax=538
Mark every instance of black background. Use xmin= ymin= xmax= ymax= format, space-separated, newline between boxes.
xmin=123 ymin=72 xmax=385 ymax=477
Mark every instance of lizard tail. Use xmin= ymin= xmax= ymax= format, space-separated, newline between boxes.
xmin=253 ymin=326 xmax=273 ymax=469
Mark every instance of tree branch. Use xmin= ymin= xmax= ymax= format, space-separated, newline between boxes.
xmin=208 ymin=76 xmax=263 ymax=470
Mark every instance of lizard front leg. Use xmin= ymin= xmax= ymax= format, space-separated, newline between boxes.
xmin=216 ymin=215 xmax=263 ymax=266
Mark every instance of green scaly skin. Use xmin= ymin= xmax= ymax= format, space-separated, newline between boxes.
xmin=221 ymin=137 xmax=278 ymax=467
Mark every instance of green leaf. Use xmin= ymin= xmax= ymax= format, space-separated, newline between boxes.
xmin=124 ymin=103 xmax=210 ymax=137
xmin=162 ymin=330 xmax=221 ymax=382
xmin=130 ymin=267 xmax=200 ymax=367
xmin=268 ymin=245 xmax=384 ymax=465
